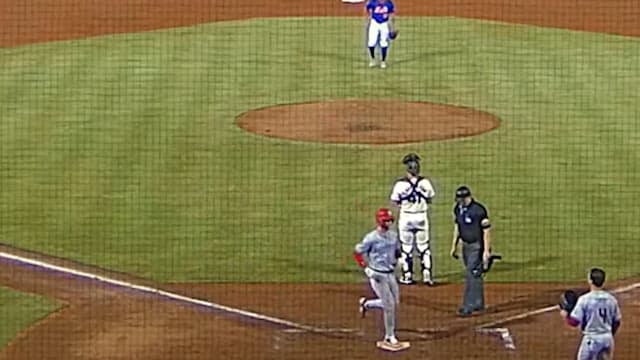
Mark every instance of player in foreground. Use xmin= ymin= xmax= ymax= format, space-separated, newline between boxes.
xmin=559 ymin=268 xmax=621 ymax=360
xmin=353 ymin=208 xmax=410 ymax=352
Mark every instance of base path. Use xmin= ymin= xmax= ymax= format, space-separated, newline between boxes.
xmin=1 ymin=0 xmax=638 ymax=47
xmin=236 ymin=100 xmax=500 ymax=144
xmin=2 ymin=245 xmax=640 ymax=359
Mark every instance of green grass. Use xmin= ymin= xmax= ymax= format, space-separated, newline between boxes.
xmin=0 ymin=17 xmax=639 ymax=283
xmin=0 ymin=287 xmax=58 ymax=347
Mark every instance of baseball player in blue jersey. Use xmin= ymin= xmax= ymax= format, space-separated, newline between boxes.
xmin=560 ymin=268 xmax=621 ymax=360
xmin=365 ymin=0 xmax=395 ymax=69
xmin=353 ymin=208 xmax=410 ymax=351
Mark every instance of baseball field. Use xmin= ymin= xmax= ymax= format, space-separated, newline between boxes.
xmin=0 ymin=0 xmax=639 ymax=358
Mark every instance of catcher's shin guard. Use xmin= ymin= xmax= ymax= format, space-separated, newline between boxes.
xmin=418 ymin=249 xmax=433 ymax=285
xmin=398 ymin=246 xmax=415 ymax=285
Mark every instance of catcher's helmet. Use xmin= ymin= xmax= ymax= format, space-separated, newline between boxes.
xmin=455 ymin=186 xmax=472 ymax=199
xmin=375 ymin=208 xmax=394 ymax=226
xmin=402 ymin=153 xmax=421 ymax=176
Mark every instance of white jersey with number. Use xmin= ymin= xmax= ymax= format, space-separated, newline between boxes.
xmin=390 ymin=176 xmax=435 ymax=213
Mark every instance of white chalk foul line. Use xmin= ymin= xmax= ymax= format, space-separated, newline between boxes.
xmin=475 ymin=280 xmax=640 ymax=350
xmin=0 ymin=251 xmax=357 ymax=335
xmin=477 ymin=281 xmax=640 ymax=330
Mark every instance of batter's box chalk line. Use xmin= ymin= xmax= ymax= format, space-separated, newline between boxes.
xmin=474 ymin=280 xmax=640 ymax=351
xmin=477 ymin=327 xmax=516 ymax=350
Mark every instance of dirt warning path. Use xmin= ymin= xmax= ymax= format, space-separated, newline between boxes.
xmin=1 ymin=0 xmax=639 ymax=48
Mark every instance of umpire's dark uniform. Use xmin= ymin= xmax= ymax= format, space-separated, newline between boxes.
xmin=452 ymin=186 xmax=496 ymax=316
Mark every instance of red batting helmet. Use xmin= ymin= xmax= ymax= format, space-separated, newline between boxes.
xmin=376 ymin=208 xmax=394 ymax=226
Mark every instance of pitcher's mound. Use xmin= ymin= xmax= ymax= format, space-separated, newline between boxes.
xmin=236 ymin=100 xmax=500 ymax=144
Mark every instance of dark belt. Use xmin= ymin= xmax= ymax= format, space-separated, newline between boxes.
xmin=401 ymin=210 xmax=426 ymax=214
xmin=368 ymin=267 xmax=394 ymax=274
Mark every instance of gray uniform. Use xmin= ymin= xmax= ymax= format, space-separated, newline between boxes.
xmin=454 ymin=200 xmax=490 ymax=312
xmin=355 ymin=229 xmax=401 ymax=340
xmin=570 ymin=290 xmax=621 ymax=360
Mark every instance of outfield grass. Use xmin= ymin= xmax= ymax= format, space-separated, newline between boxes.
xmin=0 ymin=286 xmax=58 ymax=347
xmin=0 ymin=17 xmax=639 ymax=283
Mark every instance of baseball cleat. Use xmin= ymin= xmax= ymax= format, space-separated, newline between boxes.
xmin=398 ymin=277 xmax=415 ymax=285
xmin=457 ymin=308 xmax=473 ymax=317
xmin=380 ymin=61 xmax=387 ymax=69
xmin=369 ymin=60 xmax=377 ymax=68
xmin=423 ymin=279 xmax=436 ymax=287
xmin=359 ymin=297 xmax=367 ymax=318
xmin=384 ymin=336 xmax=399 ymax=345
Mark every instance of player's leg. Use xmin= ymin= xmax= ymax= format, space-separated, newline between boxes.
xmin=366 ymin=273 xmax=398 ymax=341
xmin=378 ymin=22 xmax=390 ymax=67
xmin=460 ymin=243 xmax=484 ymax=314
xmin=380 ymin=273 xmax=398 ymax=341
xmin=367 ymin=21 xmax=380 ymax=66
xmin=364 ymin=275 xmax=385 ymax=310
xmin=576 ymin=336 xmax=599 ymax=360
xmin=415 ymin=218 xmax=433 ymax=285
xmin=398 ymin=228 xmax=416 ymax=285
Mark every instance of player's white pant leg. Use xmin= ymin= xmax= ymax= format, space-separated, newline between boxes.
xmin=367 ymin=272 xmax=398 ymax=339
xmin=414 ymin=216 xmax=432 ymax=283
xmin=398 ymin=219 xmax=415 ymax=283
xmin=378 ymin=22 xmax=390 ymax=48
xmin=367 ymin=21 xmax=382 ymax=48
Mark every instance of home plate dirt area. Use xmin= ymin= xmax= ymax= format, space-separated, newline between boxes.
xmin=2 ymin=246 xmax=640 ymax=359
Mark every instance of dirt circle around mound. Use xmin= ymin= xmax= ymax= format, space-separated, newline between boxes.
xmin=236 ymin=100 xmax=500 ymax=144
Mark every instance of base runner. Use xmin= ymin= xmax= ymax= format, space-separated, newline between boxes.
xmin=353 ymin=208 xmax=410 ymax=352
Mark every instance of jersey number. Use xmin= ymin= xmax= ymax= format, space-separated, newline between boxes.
xmin=598 ymin=308 xmax=608 ymax=323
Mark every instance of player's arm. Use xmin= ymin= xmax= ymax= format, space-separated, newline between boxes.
xmin=353 ymin=237 xmax=371 ymax=268
xmin=365 ymin=2 xmax=373 ymax=18
xmin=565 ymin=298 xmax=584 ymax=328
xmin=451 ymin=209 xmax=460 ymax=258
xmin=423 ymin=179 xmax=435 ymax=204
xmin=387 ymin=2 xmax=396 ymax=30
xmin=612 ymin=299 xmax=622 ymax=335
xmin=479 ymin=206 xmax=492 ymax=256
xmin=389 ymin=181 xmax=402 ymax=211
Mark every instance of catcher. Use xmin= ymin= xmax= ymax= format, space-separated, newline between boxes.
xmin=559 ymin=268 xmax=621 ymax=360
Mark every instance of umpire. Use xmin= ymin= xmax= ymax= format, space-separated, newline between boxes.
xmin=450 ymin=186 xmax=501 ymax=317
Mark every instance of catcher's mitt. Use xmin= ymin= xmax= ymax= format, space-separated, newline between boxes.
xmin=389 ymin=30 xmax=399 ymax=40
xmin=559 ymin=290 xmax=579 ymax=313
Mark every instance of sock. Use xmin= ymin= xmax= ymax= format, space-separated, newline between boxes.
xmin=381 ymin=47 xmax=388 ymax=61
xmin=365 ymin=299 xmax=384 ymax=309
xmin=368 ymin=47 xmax=375 ymax=59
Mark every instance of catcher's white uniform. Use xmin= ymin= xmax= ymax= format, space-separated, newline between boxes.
xmin=390 ymin=176 xmax=435 ymax=284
